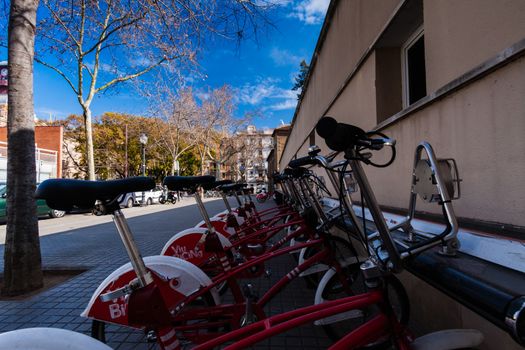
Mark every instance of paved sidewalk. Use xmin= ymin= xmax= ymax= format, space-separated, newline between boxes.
xmin=0 ymin=198 xmax=332 ymax=349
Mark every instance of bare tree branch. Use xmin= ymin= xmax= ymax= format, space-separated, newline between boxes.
xmin=95 ymin=57 xmax=168 ymax=93
xmin=34 ymin=57 xmax=79 ymax=95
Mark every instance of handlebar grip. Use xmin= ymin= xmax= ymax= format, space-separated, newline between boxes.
xmin=316 ymin=116 xmax=367 ymax=152
xmin=289 ymin=156 xmax=318 ymax=168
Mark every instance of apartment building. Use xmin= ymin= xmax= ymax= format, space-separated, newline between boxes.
xmin=236 ymin=125 xmax=273 ymax=190
xmin=267 ymin=124 xmax=291 ymax=191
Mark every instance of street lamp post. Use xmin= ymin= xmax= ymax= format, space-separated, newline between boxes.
xmin=139 ymin=133 xmax=148 ymax=205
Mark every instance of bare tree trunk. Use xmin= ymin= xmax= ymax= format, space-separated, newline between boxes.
xmin=171 ymin=155 xmax=177 ymax=176
xmin=2 ymin=0 xmax=43 ymax=296
xmin=83 ymin=107 xmax=96 ymax=180
xmin=216 ymin=162 xmax=221 ymax=180
xmin=199 ymin=145 xmax=207 ymax=176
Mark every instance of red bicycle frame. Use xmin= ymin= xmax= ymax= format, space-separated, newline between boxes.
xmin=169 ymin=236 xmax=351 ymax=343
xmin=190 ymin=289 xmax=412 ymax=350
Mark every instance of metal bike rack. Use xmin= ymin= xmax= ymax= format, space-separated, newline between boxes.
xmin=387 ymin=142 xmax=462 ymax=257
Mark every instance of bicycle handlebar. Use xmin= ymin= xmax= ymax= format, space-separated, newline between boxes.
xmin=289 ymin=156 xmax=319 ymax=168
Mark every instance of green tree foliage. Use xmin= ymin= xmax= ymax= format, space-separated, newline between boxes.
xmin=292 ymin=59 xmax=310 ymax=99
xmin=58 ymin=84 xmax=250 ymax=181
xmin=60 ymin=113 xmax=204 ymax=181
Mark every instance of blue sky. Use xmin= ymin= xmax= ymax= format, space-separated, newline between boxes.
xmin=3 ymin=0 xmax=329 ymax=130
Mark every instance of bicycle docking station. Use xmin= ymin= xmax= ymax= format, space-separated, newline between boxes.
xmin=383 ymin=142 xmax=462 ymax=258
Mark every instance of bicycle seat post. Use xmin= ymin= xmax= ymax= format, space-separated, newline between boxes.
xmin=194 ymin=188 xmax=215 ymax=233
xmin=220 ymin=191 xmax=233 ymax=214
xmin=233 ymin=190 xmax=243 ymax=207
xmin=111 ymin=207 xmax=153 ymax=287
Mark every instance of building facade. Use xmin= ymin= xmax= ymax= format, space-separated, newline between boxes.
xmin=280 ymin=1 xmax=524 ymax=348
xmin=0 ymin=126 xmax=64 ymax=181
xmin=267 ymin=124 xmax=291 ymax=191
xmin=236 ymin=125 xmax=273 ymax=190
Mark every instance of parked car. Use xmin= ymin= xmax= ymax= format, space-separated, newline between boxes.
xmin=0 ymin=183 xmax=66 ymax=222
xmin=120 ymin=186 xmax=163 ymax=208
xmin=119 ymin=193 xmax=136 ymax=209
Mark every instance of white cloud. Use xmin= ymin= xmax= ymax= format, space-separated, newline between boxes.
xmin=236 ymin=78 xmax=298 ymax=111
xmin=270 ymin=47 xmax=303 ymax=66
xmin=237 ymin=78 xmax=281 ymax=105
xmin=289 ymin=0 xmax=329 ymax=24
xmin=129 ymin=56 xmax=153 ymax=67
xmin=35 ymin=107 xmax=71 ymax=120
xmin=196 ymin=91 xmax=210 ymax=101
xmin=269 ymin=99 xmax=297 ymax=111
xmin=84 ymin=62 xmax=121 ymax=75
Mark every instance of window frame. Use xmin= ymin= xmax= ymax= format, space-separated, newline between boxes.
xmin=401 ymin=26 xmax=425 ymax=108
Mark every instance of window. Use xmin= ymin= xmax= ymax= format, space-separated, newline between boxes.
xmin=402 ymin=27 xmax=427 ymax=107
xmin=374 ymin=0 xmax=423 ymax=123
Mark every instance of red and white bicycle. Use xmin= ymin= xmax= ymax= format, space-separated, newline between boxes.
xmin=33 ymin=116 xmax=490 ymax=349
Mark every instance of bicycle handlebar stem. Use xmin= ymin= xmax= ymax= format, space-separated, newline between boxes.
xmin=299 ymin=177 xmax=328 ymax=225
xmin=345 ymin=150 xmax=403 ymax=271
xmin=315 ymin=155 xmax=367 ymax=241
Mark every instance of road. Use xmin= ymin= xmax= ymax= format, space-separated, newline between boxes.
xmin=0 ymin=196 xmax=224 ymax=244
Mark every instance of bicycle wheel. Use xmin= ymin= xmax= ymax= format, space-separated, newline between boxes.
xmin=91 ymin=291 xmax=219 ymax=346
xmin=300 ymin=235 xmax=357 ymax=288
xmin=318 ymin=272 xmax=409 ymax=346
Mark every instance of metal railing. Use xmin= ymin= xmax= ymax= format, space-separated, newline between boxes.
xmin=0 ymin=141 xmax=58 ymax=182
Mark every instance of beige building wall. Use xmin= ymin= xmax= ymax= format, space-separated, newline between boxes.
xmin=281 ymin=0 xmax=402 ymax=167
xmin=279 ymin=1 xmax=525 ymax=347
xmin=424 ymin=0 xmax=525 ymax=92
xmin=280 ymin=0 xmax=525 ymax=227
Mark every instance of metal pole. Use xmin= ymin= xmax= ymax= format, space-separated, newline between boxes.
xmin=141 ymin=143 xmax=145 ymax=205
xmin=124 ymin=124 xmax=128 ymax=178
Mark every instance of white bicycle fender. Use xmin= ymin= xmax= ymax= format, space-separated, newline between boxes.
xmin=162 ymin=227 xmax=232 ymax=256
xmin=82 ymin=255 xmax=220 ymax=319
xmin=297 ymin=246 xmax=329 ymax=277
xmin=288 ymin=222 xmax=305 ymax=254
xmin=314 ymin=268 xmax=337 ymax=305
xmin=0 ymin=327 xmax=113 ymax=349
xmin=215 ymin=209 xmax=229 ymax=217
xmin=195 ymin=218 xmax=237 ymax=238
xmin=410 ymin=329 xmax=484 ymax=350
xmin=313 ymin=268 xmax=363 ymax=325
xmin=210 ymin=212 xmax=246 ymax=229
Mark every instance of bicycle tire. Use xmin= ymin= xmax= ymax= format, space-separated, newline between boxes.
xmin=91 ymin=291 xmax=218 ymax=346
xmin=319 ymin=273 xmax=409 ymax=345
xmin=301 ymin=235 xmax=356 ymax=288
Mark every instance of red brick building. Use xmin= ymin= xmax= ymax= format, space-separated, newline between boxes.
xmin=0 ymin=126 xmax=64 ymax=180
